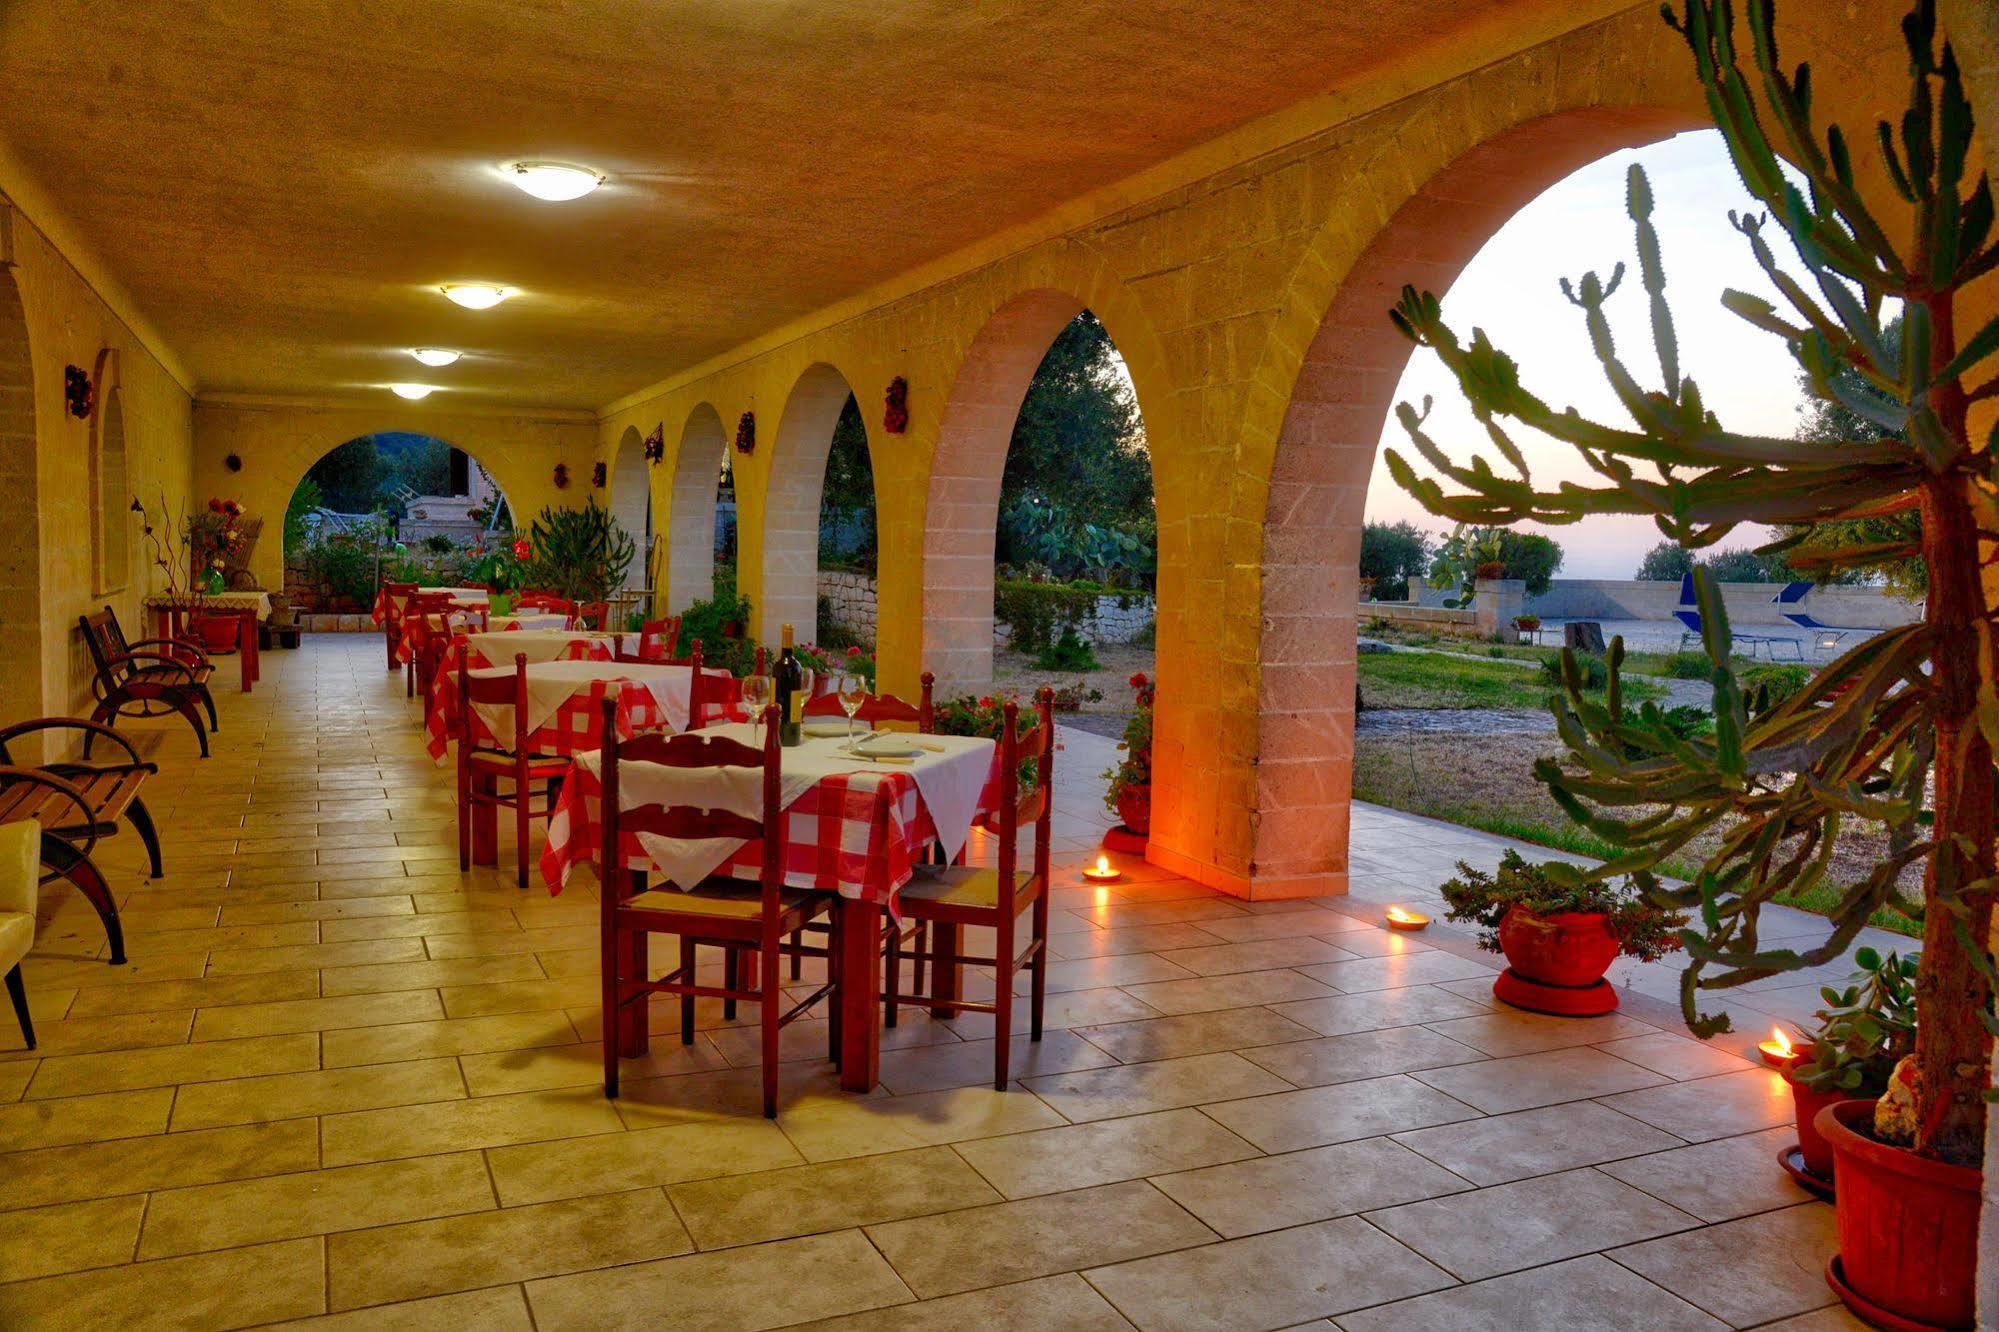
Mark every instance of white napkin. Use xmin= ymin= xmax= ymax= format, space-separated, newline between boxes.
xmin=575 ymin=746 xmax=814 ymax=889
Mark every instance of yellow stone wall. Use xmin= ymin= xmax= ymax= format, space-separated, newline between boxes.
xmin=190 ymin=400 xmax=594 ymax=593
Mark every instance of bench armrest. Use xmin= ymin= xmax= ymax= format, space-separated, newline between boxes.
xmin=0 ymin=718 xmax=151 ymax=770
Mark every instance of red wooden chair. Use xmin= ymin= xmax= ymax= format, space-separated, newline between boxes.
xmin=380 ymin=581 xmax=418 ymax=671
xmin=403 ymin=593 xmax=465 ymax=697
xmin=595 ymin=698 xmax=839 ymax=1116
xmin=575 ymin=601 xmax=610 ymax=631
xmin=455 ymin=652 xmax=568 ymax=889
xmin=886 ymin=689 xmax=1053 ymax=1088
xmin=636 ymin=616 xmax=682 ymax=662
xmin=77 ymin=608 xmax=216 ymax=758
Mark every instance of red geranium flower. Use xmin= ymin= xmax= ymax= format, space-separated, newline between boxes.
xmin=846 ymin=646 xmax=861 ymax=658
xmin=512 ymin=538 xmax=531 ymax=561
xmin=978 ymin=696 xmax=995 ymax=709
xmin=1128 ymin=672 xmax=1148 ymax=689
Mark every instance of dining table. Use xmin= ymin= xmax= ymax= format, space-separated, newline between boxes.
xmin=540 ymin=721 xmax=1002 ymax=1091
xmin=370 ymin=584 xmax=490 ymax=625
xmin=425 ymin=657 xmax=691 ymax=761
xmin=487 ymin=612 xmax=572 ymax=632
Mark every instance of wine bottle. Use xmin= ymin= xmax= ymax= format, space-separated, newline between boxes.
xmin=776 ymin=623 xmax=802 ymax=747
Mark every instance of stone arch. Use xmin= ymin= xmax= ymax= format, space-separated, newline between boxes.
xmin=760 ymin=362 xmax=862 ymax=643
xmin=1250 ymin=105 xmax=1698 ymax=892
xmin=666 ymin=402 xmax=728 ymax=614
xmin=608 ymin=424 xmax=652 ymax=593
xmin=89 ymin=348 xmax=130 ymax=596
xmin=0 ymin=268 xmax=40 ymax=726
xmin=921 ymin=289 xmax=1089 ymax=693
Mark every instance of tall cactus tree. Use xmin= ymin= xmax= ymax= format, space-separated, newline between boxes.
xmin=1385 ymin=0 xmax=1997 ymax=1165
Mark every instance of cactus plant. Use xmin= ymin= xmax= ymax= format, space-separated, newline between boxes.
xmin=1385 ymin=0 xmax=1997 ymax=1166
xmin=519 ymin=501 xmax=637 ymax=604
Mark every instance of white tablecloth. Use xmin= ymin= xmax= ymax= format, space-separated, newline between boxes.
xmin=146 ymin=591 xmax=273 ymax=621
xmin=467 ymin=659 xmax=693 ymax=739
xmin=423 ymin=586 xmax=490 ymax=604
xmin=462 ymin=630 xmax=605 ymax=666
xmin=490 ymin=613 xmax=571 ymax=632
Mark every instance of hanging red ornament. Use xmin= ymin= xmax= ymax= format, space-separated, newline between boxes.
xmin=64 ymin=365 xmax=94 ymax=419
xmin=883 ymin=376 xmax=908 ymax=434
xmin=553 ymin=463 xmax=570 ymax=489
xmin=591 ymin=461 xmax=607 ymax=488
xmin=735 ymin=411 xmax=756 ymax=454
xmin=642 ymin=424 xmax=665 ymax=464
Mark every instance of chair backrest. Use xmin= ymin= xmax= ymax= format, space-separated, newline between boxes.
xmin=78 ymin=609 xmax=122 ymax=672
xmin=993 ymin=689 xmax=1056 ymax=894
xmin=576 ymin=601 xmax=610 ymax=631
xmin=458 ymin=652 xmax=530 ymax=755
xmin=525 ymin=596 xmax=576 ymax=616
xmin=638 ymin=616 xmax=682 ymax=662
xmin=1774 ymin=581 xmax=1813 ymax=607
xmin=598 ymin=696 xmax=783 ymax=903
xmin=1676 ymin=572 xmax=1697 ymax=609
xmin=801 ymin=671 xmax=936 ymax=732
xmin=382 ymin=581 xmax=419 ymax=623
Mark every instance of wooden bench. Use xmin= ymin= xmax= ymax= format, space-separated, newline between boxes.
xmin=0 ymin=719 xmax=162 ymax=966
xmin=78 ymin=607 xmax=216 ymax=758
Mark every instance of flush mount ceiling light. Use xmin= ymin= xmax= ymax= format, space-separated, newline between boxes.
xmin=505 ymin=162 xmax=603 ymax=202
xmin=389 ymin=383 xmax=436 ymax=400
xmin=441 ymin=283 xmax=509 ymax=310
xmin=410 ymin=348 xmax=460 ymax=367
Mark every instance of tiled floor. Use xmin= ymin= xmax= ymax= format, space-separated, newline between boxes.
xmin=0 ymin=636 xmax=1866 ymax=1329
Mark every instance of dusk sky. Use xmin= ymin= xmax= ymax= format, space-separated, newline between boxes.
xmin=1365 ymin=128 xmax=1805 ymax=579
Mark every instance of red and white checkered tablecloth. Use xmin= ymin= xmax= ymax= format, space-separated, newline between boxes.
xmin=539 ymin=741 xmax=1003 ymax=907
xmin=395 ymin=609 xmax=488 ymax=664
xmin=425 ymin=662 xmax=673 ymax=760
xmin=426 ymin=633 xmax=612 ymax=719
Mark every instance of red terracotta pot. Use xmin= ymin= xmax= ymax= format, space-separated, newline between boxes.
xmin=1495 ymin=907 xmax=1620 ymax=987
xmin=1115 ymin=784 xmax=1151 ymax=836
xmin=1781 ymin=1062 xmax=1849 ymax=1181
xmin=196 ymin=615 xmax=240 ymax=653
xmin=1817 ymin=1098 xmax=1981 ymax=1330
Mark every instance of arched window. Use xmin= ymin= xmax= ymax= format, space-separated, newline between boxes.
xmin=92 ymin=373 xmax=130 ymax=594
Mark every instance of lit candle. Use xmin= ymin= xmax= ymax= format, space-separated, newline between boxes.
xmin=1082 ymin=854 xmax=1123 ymax=883
xmin=1758 ymin=1027 xmax=1798 ymax=1067
xmin=1385 ymin=907 xmax=1429 ymax=931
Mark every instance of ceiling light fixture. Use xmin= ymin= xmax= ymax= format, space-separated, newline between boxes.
xmin=410 ymin=348 xmax=461 ymax=367
xmin=441 ymin=283 xmax=509 ymax=310
xmin=389 ymin=383 xmax=436 ymax=400
xmin=505 ymin=161 xmax=603 ymax=202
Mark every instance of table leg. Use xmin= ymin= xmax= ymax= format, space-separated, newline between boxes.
xmin=928 ymin=921 xmax=961 ymax=1020
xmin=836 ymin=896 xmax=881 ymax=1092
xmin=239 ymin=609 xmax=259 ymax=691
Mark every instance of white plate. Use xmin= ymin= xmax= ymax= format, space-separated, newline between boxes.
xmin=802 ymin=721 xmax=852 ymax=738
xmin=853 ymin=741 xmax=924 ymax=759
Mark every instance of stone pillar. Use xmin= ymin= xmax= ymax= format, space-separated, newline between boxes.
xmin=1473 ymin=579 xmax=1525 ymax=640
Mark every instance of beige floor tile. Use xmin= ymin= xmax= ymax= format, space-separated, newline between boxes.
xmin=489 ymin=1118 xmax=803 ymax=1206
xmin=1240 ymin=1026 xmax=1486 ymax=1087
xmin=219 ymin=894 xmax=416 ymax=924
xmin=459 ymin=1034 xmax=731 ymax=1096
xmin=1592 ymin=1032 xmax=1761 ymax=1081
xmin=0 ymin=1194 xmax=146 ymax=1281
xmin=0 ymin=1236 xmax=325 ymax=1330
xmin=0 ymin=1086 xmax=173 ymax=1151
xmin=24 ymin=1032 xmax=320 ymax=1099
xmin=1183 ymin=909 xmax=1367 ymax=943
xmin=873 ymin=1028 xmax=1114 ymax=1094
xmin=1335 ymin=1254 xmax=1727 ymax=1332
xmin=1411 ymin=1046 xmax=1671 ymax=1114
xmin=329 ymin=1187 xmax=691 ymax=1309
xmin=1153 ymin=1136 xmax=1471 ymax=1237
xmin=525 ymin=1229 xmax=913 ymax=1330
xmin=0 ymin=1007 xmax=191 ymax=1059
xmin=321 ymin=1084 xmax=625 ymax=1165
xmin=62 ymin=969 xmax=321 ymax=1019
xmin=0 ymin=1059 xmax=33 ymax=1102
xmin=705 ymin=1009 xmax=955 ymax=1069
xmin=1598 ymin=1126 xmax=1815 ymax=1222
xmin=136 ymin=921 xmax=324 ymax=954
xmin=1083 ymin=1215 xmax=1454 ymax=1331
xmin=1608 ymin=1203 xmax=1839 ymax=1327
xmin=318 ymin=909 xmax=520 ymax=942
xmin=955 ymin=1107 xmax=1258 ymax=1199
xmin=1419 ymin=1009 xmax=1660 ymax=1058
xmin=1153 ymin=937 xmax=1359 ymax=977
xmin=190 ymin=988 xmax=442 ymax=1040
xmin=941 ymin=985 xmax=1163 ymax=1038
xmin=204 ymin=936 xmax=428 ymax=976
xmin=1297 ymin=950 xmax=1500 ymax=993
xmin=1118 ymin=969 xmax=1341 ymax=1016
xmin=140 ymin=1151 xmax=494 ymax=1257
xmin=787 ymin=1272 xmax=1133 ymax=1330
xmin=670 ymin=1145 xmax=999 ymax=1249
xmin=1267 ymin=985 xmax=1490 ymax=1036
xmin=169 ymin=1057 xmax=465 ymax=1130
xmin=438 ymin=976 xmax=598 ymax=1017
xmin=1024 ymin=1051 xmax=1292 ymax=1122
xmin=19 ymin=949 xmax=209 ymax=991
xmin=770 ymin=1083 xmax=1066 ymax=1161
xmin=1391 ymin=1101 xmax=1682 ymax=1185
xmin=1738 ymin=1308 xmax=1872 ymax=1331
xmin=1047 ymin=922 xmax=1229 ymax=958
xmin=1199 ymin=1074 xmax=1484 ymax=1153
xmin=867 ymin=1179 xmax=1214 ymax=1298
xmin=1596 ymin=1067 xmax=1792 ymax=1142
xmin=260 ymin=1285 xmax=534 ymax=1331
xmin=1367 ymin=1167 xmax=1700 ymax=1281
xmin=321 ymin=1010 xmax=578 ymax=1066
xmin=319 ymin=952 xmax=549 ymax=996
xmin=1072 ymin=1006 xmax=1320 ymax=1062
xmin=1014 ymin=951 xmax=1199 ymax=994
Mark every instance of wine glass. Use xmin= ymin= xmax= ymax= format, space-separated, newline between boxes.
xmin=741 ymin=673 xmax=772 ymax=746
xmin=837 ymin=672 xmax=869 ymax=745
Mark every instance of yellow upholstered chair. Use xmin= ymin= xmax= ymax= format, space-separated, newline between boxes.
xmin=1 ymin=821 xmax=38 ymax=1048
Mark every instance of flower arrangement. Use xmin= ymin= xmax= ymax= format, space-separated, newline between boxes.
xmin=188 ymin=498 xmax=248 ymax=593
xmin=1101 ymin=672 xmax=1154 ymax=821
xmin=591 ymin=461 xmax=607 ymax=488
xmin=883 ymin=376 xmax=909 ymax=434
xmin=735 ymin=411 xmax=756 ymax=454
xmin=794 ymin=642 xmax=876 ymax=689
xmin=64 ymin=365 xmax=94 ymax=419
xmin=642 ymin=424 xmax=665 ymax=464
xmin=552 ymin=463 xmax=570 ymax=489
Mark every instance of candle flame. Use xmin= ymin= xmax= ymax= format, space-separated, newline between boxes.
xmin=1769 ymin=1027 xmax=1793 ymax=1058
xmin=1095 ymin=855 xmax=1111 ymax=874
xmin=1387 ymin=907 xmax=1417 ymax=923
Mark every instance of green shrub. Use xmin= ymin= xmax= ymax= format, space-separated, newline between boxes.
xmin=519 ymin=501 xmax=636 ymax=602
xmin=678 ymin=570 xmax=753 ymax=659
xmin=993 ymin=578 xmax=1117 ymax=650
xmin=305 ymin=538 xmax=377 ymax=607
xmin=1034 ymin=628 xmax=1100 ymax=672
xmin=421 ymin=534 xmax=455 ymax=555
xmin=1662 ymin=649 xmax=1712 ymax=679
xmin=1740 ymin=662 xmax=1811 ymax=710
xmin=1541 ymin=651 xmax=1607 ymax=690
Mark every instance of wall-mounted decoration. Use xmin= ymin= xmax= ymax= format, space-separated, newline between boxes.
xmin=64 ymin=365 xmax=94 ymax=419
xmin=884 ymin=376 xmax=909 ymax=434
xmin=553 ymin=462 xmax=570 ymax=489
xmin=591 ymin=460 xmax=607 ymax=488
xmin=735 ymin=411 xmax=756 ymax=455
xmin=642 ymin=423 xmax=665 ymax=464
xmin=224 ymin=453 xmax=244 ymax=473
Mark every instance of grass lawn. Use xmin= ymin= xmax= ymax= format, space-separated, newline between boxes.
xmin=1357 ymin=649 xmax=1666 ymax=711
xmin=1357 ymin=622 xmax=1756 ymax=679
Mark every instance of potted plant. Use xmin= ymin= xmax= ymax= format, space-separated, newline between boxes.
xmin=1438 ymin=850 xmax=1684 ymax=1015
xmin=1513 ymin=614 xmax=1540 ymax=633
xmin=1101 ymin=672 xmax=1153 ymax=836
xmin=1770 ymin=948 xmax=1916 ymax=1196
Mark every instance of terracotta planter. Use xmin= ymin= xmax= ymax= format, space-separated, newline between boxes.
xmin=1817 ymin=1098 xmax=1981 ymax=1330
xmin=1495 ymin=907 xmax=1619 ymax=987
xmin=1114 ymin=784 xmax=1151 ymax=836
xmin=195 ymin=615 xmax=240 ymax=653
xmin=1783 ymin=1066 xmax=1849 ymax=1181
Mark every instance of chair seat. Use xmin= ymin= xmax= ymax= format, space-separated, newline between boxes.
xmin=129 ymin=665 xmax=208 ymax=686
xmin=897 ymin=866 xmax=1035 ymax=911
xmin=625 ymin=882 xmax=818 ymax=923
xmin=466 ymin=749 xmax=569 ymax=774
